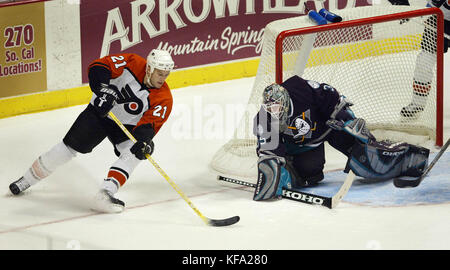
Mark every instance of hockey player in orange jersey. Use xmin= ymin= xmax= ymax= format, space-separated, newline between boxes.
xmin=9 ymin=49 xmax=175 ymax=213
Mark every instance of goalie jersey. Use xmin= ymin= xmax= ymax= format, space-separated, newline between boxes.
xmin=88 ymin=53 xmax=173 ymax=137
xmin=253 ymin=75 xmax=354 ymax=156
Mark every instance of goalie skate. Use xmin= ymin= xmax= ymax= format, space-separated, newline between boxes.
xmin=91 ymin=189 xmax=125 ymax=213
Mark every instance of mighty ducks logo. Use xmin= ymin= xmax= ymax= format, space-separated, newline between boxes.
xmin=287 ymin=109 xmax=316 ymax=140
xmin=293 ymin=118 xmax=310 ymax=136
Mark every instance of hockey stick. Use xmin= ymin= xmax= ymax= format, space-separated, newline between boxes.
xmin=108 ymin=112 xmax=239 ymax=226
xmin=393 ymin=138 xmax=450 ymax=188
xmin=218 ymin=170 xmax=355 ymax=209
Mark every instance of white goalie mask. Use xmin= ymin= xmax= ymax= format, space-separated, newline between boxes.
xmin=147 ymin=49 xmax=174 ymax=74
xmin=262 ymin=83 xmax=290 ymax=122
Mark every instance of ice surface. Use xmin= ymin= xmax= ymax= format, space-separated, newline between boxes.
xmin=0 ymin=56 xmax=449 ymax=251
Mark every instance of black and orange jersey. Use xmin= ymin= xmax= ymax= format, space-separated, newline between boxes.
xmin=88 ymin=53 xmax=173 ymax=137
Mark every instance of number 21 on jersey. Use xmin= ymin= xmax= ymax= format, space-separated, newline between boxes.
xmin=153 ymin=105 xmax=167 ymax=119
xmin=111 ymin=55 xmax=127 ymax=69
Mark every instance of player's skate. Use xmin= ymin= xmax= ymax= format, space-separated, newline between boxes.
xmin=400 ymin=103 xmax=424 ymax=118
xmin=91 ymin=189 xmax=125 ymax=213
xmin=400 ymin=82 xmax=429 ymax=119
xmin=9 ymin=177 xmax=31 ymax=195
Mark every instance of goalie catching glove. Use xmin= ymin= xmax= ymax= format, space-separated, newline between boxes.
xmin=326 ymin=118 xmax=376 ymax=144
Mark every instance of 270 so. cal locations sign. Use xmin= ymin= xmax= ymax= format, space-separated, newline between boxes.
xmin=0 ymin=1 xmax=47 ymax=98
xmin=2 ymin=24 xmax=42 ymax=77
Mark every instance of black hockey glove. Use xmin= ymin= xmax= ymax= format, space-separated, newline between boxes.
xmin=130 ymin=140 xmax=154 ymax=160
xmin=326 ymin=118 xmax=376 ymax=144
xmin=130 ymin=123 xmax=156 ymax=160
xmin=93 ymin=84 xmax=119 ymax=117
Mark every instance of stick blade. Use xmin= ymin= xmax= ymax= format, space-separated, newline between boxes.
xmin=207 ymin=216 xmax=240 ymax=227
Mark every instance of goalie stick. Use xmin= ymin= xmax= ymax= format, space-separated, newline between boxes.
xmin=218 ymin=170 xmax=355 ymax=209
xmin=108 ymin=112 xmax=239 ymax=227
xmin=393 ymin=138 xmax=450 ymax=188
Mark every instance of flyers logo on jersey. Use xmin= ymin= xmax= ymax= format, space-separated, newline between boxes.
xmin=111 ymin=84 xmax=144 ymax=115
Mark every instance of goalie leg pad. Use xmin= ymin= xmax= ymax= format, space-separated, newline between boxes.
xmin=401 ymin=144 xmax=429 ymax=177
xmin=349 ymin=140 xmax=405 ymax=179
xmin=348 ymin=140 xmax=429 ymax=179
xmin=253 ymin=156 xmax=292 ymax=201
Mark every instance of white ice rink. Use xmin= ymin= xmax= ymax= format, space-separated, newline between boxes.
xmin=0 ymin=55 xmax=449 ymax=251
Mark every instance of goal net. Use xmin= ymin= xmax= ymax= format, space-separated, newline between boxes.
xmin=210 ymin=6 xmax=444 ymax=181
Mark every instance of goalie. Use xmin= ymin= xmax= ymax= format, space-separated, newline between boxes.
xmin=253 ymin=75 xmax=430 ymax=201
